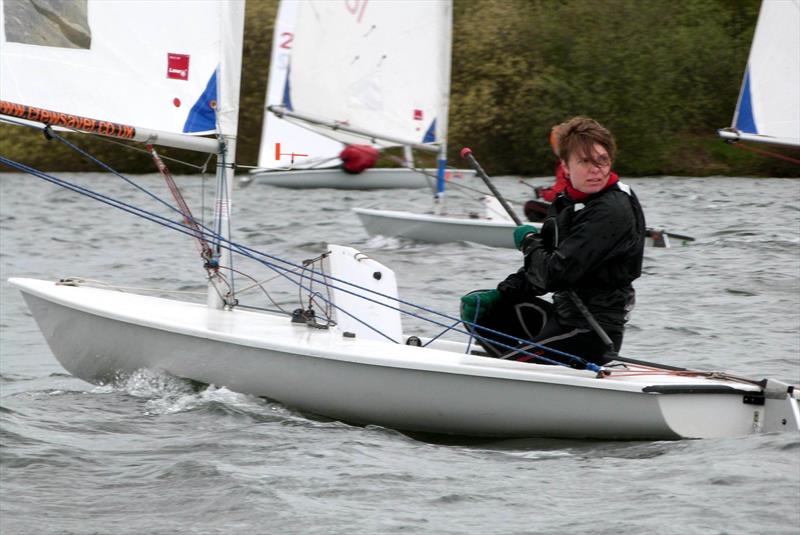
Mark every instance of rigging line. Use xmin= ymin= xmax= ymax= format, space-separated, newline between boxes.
xmin=422 ymin=318 xmax=464 ymax=347
xmin=309 ymin=260 xmax=334 ymax=323
xmin=726 ymin=140 xmax=800 ymax=164
xmin=243 ymin=154 xmax=342 ymax=171
xmin=0 ymin=115 xmax=210 ymax=171
xmin=148 ymin=145 xmax=212 ymax=261
xmin=235 ymin=264 xmax=306 ymax=295
xmin=381 ymin=153 xmax=437 ymax=194
xmin=234 ymin=303 xmax=293 ymax=316
xmin=236 ymin=257 xmax=595 ymax=368
xmin=266 ymin=258 xmax=593 ymax=366
xmin=1 ymin=158 xmax=599 ymax=370
xmin=46 ymin=127 xmax=219 ymax=237
xmin=1 ymin=155 xmax=403 ymax=343
xmin=0 ymin=155 xmax=549 ymax=355
xmin=217 ymin=265 xmax=291 ymax=314
xmin=82 ymin=130 xmax=211 ymax=171
xmin=0 ymin=157 xmax=231 ymax=278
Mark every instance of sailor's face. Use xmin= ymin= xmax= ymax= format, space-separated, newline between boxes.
xmin=564 ymin=143 xmax=612 ymax=194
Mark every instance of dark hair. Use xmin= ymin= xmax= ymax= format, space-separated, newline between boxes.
xmin=557 ymin=116 xmax=616 ymax=165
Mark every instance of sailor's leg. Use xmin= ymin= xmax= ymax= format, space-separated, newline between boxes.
xmin=467 ymin=297 xmax=552 ymax=358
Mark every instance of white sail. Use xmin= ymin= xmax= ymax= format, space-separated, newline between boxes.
xmin=0 ymin=0 xmax=244 ymax=147
xmin=283 ymin=0 xmax=453 ymax=149
xmin=256 ymin=0 xmax=343 ymax=170
xmin=721 ymin=0 xmax=800 ymax=147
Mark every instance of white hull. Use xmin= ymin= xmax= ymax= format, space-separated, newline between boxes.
xmin=354 ymin=207 xmax=679 ymax=249
xmin=10 ymin=277 xmax=798 ymax=440
xmin=354 ymin=207 xmax=521 ymax=248
xmin=244 ymin=168 xmax=474 ymax=190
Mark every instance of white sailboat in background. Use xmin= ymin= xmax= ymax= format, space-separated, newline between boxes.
xmin=241 ymin=0 xmax=344 ymax=186
xmin=354 ymin=161 xmax=693 ymax=249
xmin=718 ymin=0 xmax=800 ymax=148
xmin=2 ymin=0 xmax=799 ymax=440
xmin=246 ymin=0 xmax=471 ymax=190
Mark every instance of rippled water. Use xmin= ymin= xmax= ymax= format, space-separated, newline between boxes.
xmin=1 ymin=172 xmax=799 ymax=534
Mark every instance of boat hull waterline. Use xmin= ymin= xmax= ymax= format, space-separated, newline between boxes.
xmin=245 ymin=168 xmax=475 ymax=190
xmin=11 ymin=278 xmax=798 ymax=440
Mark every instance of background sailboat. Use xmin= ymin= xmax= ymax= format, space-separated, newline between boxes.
xmin=718 ymin=0 xmax=800 ymax=148
xmin=246 ymin=0 xmax=472 ymax=190
xmin=241 ymin=0 xmax=345 ymax=185
xmin=354 ymin=161 xmax=694 ymax=249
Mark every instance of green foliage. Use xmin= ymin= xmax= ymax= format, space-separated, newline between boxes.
xmin=1 ymin=0 xmax=796 ymax=177
xmin=449 ymin=0 xmax=793 ymax=176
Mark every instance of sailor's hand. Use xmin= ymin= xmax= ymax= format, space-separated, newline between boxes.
xmin=460 ymin=289 xmax=501 ymax=322
xmin=513 ymin=224 xmax=539 ymax=250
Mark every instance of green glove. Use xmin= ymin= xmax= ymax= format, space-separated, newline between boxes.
xmin=513 ymin=224 xmax=539 ymax=250
xmin=460 ymin=289 xmax=501 ymax=322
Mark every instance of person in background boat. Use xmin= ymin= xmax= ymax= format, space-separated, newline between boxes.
xmin=460 ymin=116 xmax=646 ymax=368
xmin=524 ymin=122 xmax=569 ymax=222
xmin=340 ymin=144 xmax=380 ymax=174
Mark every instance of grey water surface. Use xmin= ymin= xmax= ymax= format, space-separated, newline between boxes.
xmin=1 ymin=172 xmax=798 ymax=534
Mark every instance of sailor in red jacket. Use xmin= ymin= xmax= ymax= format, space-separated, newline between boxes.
xmin=535 ymin=123 xmax=570 ymax=202
xmin=525 ymin=122 xmax=569 ymax=222
xmin=340 ymin=144 xmax=379 ymax=174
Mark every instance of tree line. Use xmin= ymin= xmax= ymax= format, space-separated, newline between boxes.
xmin=1 ymin=0 xmax=796 ymax=177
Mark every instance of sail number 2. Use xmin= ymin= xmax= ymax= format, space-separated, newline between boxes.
xmin=279 ymin=32 xmax=293 ymax=49
xmin=345 ymin=0 xmax=368 ymax=23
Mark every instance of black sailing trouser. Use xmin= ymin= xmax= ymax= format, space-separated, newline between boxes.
xmin=464 ymin=296 xmax=621 ymax=368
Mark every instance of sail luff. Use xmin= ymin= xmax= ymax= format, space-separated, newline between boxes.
xmin=256 ymin=0 xmax=343 ymax=170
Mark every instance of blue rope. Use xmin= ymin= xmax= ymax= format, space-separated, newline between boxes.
xmin=46 ymin=128 xmax=215 ymax=235
xmin=0 ymin=155 xmax=601 ymax=372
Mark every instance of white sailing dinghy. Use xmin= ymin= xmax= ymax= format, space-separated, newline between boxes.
xmin=355 ymin=197 xmax=688 ymax=249
xmin=3 ymin=0 xmax=799 ymax=441
xmin=245 ymin=0 xmax=471 ymax=190
xmin=718 ymin=0 xmax=800 ymax=148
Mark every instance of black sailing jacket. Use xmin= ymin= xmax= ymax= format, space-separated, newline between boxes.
xmin=498 ymin=182 xmax=646 ymax=331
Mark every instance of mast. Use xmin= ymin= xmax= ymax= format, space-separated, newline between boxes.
xmin=206 ymin=137 xmax=236 ymax=309
xmin=206 ymin=0 xmax=245 ymax=310
xmin=435 ymin=0 xmax=454 ymax=207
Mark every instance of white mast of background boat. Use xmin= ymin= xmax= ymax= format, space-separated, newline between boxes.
xmin=249 ymin=0 xmax=459 ymax=190
xmin=718 ymin=0 xmax=800 ymax=148
xmin=0 ymin=0 xmax=244 ymax=310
